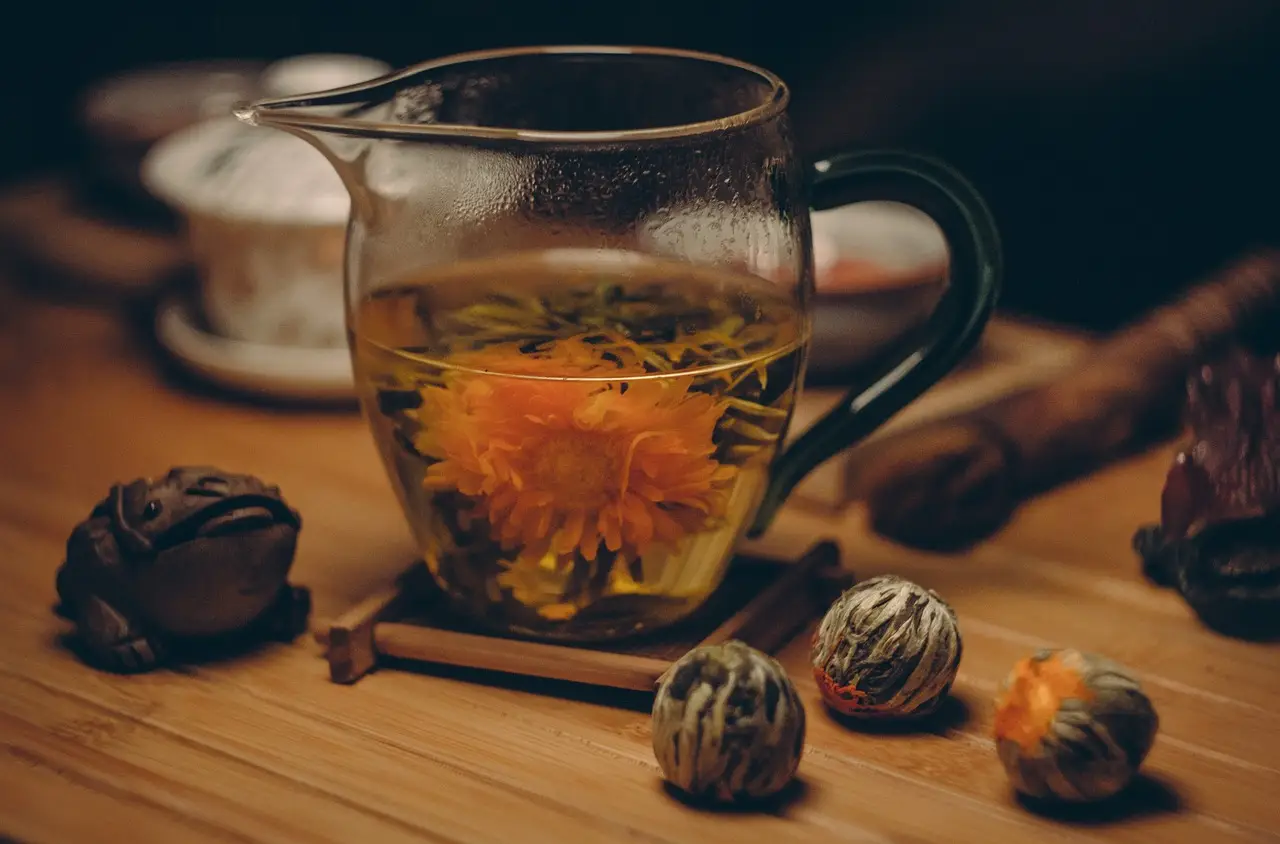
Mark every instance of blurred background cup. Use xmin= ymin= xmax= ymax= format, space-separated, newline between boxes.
xmin=77 ymin=59 xmax=266 ymax=218
xmin=139 ymin=54 xmax=390 ymax=349
xmin=807 ymin=202 xmax=947 ymax=377
xmin=637 ymin=200 xmax=947 ymax=379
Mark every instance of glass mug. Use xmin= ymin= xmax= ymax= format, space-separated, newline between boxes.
xmin=239 ymin=46 xmax=1002 ymax=641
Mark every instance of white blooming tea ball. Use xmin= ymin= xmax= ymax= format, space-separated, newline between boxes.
xmin=994 ymin=648 xmax=1159 ymax=802
xmin=812 ymin=574 xmax=962 ymax=719
xmin=651 ymin=640 xmax=805 ymax=803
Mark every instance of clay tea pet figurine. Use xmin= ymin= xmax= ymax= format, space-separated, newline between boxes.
xmin=1133 ymin=348 xmax=1280 ymax=638
xmin=54 ymin=466 xmax=311 ymax=672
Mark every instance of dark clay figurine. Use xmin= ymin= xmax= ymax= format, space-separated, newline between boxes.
xmin=54 ymin=466 xmax=311 ymax=672
xmin=1134 ymin=348 xmax=1280 ymax=638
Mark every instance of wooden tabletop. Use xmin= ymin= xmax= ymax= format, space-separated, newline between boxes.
xmin=1 ymin=283 xmax=1277 ymax=844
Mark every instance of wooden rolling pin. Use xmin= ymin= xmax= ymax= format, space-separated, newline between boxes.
xmin=856 ymin=249 xmax=1280 ymax=551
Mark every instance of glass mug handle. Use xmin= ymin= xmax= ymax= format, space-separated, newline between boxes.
xmin=748 ymin=149 xmax=1004 ymax=537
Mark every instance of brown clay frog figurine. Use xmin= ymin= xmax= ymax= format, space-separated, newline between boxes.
xmin=1133 ymin=348 xmax=1280 ymax=638
xmin=54 ymin=466 xmax=311 ymax=672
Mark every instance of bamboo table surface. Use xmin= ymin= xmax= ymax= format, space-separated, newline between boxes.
xmin=1 ymin=284 xmax=1278 ymax=844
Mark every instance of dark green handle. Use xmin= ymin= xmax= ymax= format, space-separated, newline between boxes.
xmin=747 ymin=149 xmax=1003 ymax=536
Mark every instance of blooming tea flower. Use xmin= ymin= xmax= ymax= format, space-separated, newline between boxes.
xmin=414 ymin=338 xmax=737 ymax=566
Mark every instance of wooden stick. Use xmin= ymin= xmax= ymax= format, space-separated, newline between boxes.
xmin=317 ymin=569 xmax=417 ymax=684
xmin=371 ymin=624 xmax=674 ymax=692
xmin=855 ymin=250 xmax=1280 ymax=551
xmin=700 ymin=540 xmax=839 ymax=649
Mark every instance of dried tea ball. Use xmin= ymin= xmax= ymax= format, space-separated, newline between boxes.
xmin=994 ymin=648 xmax=1159 ymax=803
xmin=811 ymin=574 xmax=962 ymax=719
xmin=651 ymin=640 xmax=805 ymax=803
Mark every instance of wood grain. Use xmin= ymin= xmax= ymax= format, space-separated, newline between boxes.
xmin=0 ymin=280 xmax=1277 ymax=843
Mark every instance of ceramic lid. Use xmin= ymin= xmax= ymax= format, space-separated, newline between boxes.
xmin=260 ymin=53 xmax=392 ymax=98
xmin=139 ymin=54 xmax=391 ymax=226
xmin=811 ymin=202 xmax=948 ymax=275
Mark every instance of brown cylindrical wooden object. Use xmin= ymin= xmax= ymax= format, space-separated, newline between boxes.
xmin=373 ymin=624 xmax=674 ymax=691
xmin=700 ymin=540 xmax=838 ymax=648
xmin=857 ymin=250 xmax=1280 ymax=551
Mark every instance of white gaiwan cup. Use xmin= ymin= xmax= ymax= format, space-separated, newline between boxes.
xmin=141 ymin=54 xmax=391 ymax=349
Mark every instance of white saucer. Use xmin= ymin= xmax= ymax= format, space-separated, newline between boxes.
xmin=154 ymin=294 xmax=356 ymax=402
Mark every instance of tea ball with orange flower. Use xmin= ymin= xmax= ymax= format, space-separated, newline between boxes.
xmin=994 ymin=648 xmax=1159 ymax=803
xmin=652 ymin=640 xmax=805 ymax=803
xmin=812 ymin=575 xmax=962 ymax=719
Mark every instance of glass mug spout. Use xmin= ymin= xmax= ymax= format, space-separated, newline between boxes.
xmin=238 ymin=45 xmax=1002 ymax=642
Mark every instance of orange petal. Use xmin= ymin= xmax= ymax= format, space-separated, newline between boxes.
xmin=552 ymin=508 xmax=586 ymax=556
xmin=631 ymin=481 xmax=666 ymax=501
xmin=532 ymin=506 xmax=553 ymax=540
xmin=579 ymin=518 xmax=601 ymax=560
xmin=455 ymin=474 xmax=488 ymax=497
xmin=622 ymin=494 xmax=654 ymax=547
xmin=600 ymin=510 xmax=623 ymax=552
xmin=488 ymin=487 xmax=521 ymax=515
xmin=649 ymin=506 xmax=686 ymax=541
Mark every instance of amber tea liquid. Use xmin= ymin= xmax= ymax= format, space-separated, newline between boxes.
xmin=351 ymin=250 xmax=807 ymax=641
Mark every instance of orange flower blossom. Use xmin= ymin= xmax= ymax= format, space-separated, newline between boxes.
xmin=414 ymin=337 xmax=737 ymax=566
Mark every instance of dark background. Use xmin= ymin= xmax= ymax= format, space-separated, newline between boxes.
xmin=1 ymin=0 xmax=1277 ymax=330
